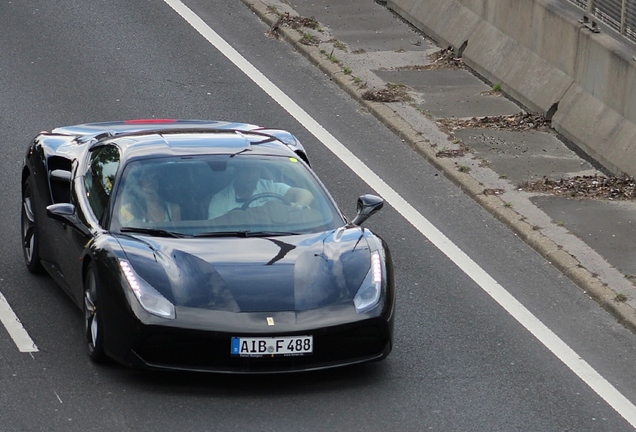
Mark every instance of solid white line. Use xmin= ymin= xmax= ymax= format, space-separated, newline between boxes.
xmin=0 ymin=291 xmax=38 ymax=353
xmin=164 ymin=0 xmax=636 ymax=426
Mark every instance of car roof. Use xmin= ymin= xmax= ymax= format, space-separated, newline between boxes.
xmin=107 ymin=130 xmax=298 ymax=160
xmin=60 ymin=120 xmax=307 ymax=162
xmin=53 ymin=119 xmax=261 ymax=136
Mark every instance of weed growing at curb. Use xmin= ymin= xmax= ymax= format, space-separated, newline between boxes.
xmin=300 ymin=33 xmax=319 ymax=45
xmin=616 ymin=293 xmax=628 ymax=302
xmin=331 ymin=39 xmax=347 ymax=51
xmin=436 ymin=146 xmax=469 ymax=158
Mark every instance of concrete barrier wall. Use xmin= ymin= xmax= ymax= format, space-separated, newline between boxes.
xmin=387 ymin=0 xmax=636 ymax=176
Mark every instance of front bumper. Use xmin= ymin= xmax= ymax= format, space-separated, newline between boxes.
xmin=103 ymin=296 xmax=393 ymax=373
xmin=126 ymin=317 xmax=392 ymax=373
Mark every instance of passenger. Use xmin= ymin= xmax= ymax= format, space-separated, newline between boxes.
xmin=207 ymin=163 xmax=313 ymax=219
xmin=119 ymin=166 xmax=181 ymax=225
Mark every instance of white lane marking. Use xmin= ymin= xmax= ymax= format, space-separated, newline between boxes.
xmin=0 ymin=290 xmax=38 ymax=353
xmin=165 ymin=0 xmax=636 ymax=426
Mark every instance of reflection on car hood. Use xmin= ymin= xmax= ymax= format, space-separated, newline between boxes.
xmin=115 ymin=229 xmax=372 ymax=312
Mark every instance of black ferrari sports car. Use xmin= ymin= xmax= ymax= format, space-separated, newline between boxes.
xmin=21 ymin=119 xmax=394 ymax=373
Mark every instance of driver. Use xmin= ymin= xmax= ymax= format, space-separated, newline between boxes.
xmin=207 ymin=163 xmax=313 ymax=219
xmin=119 ymin=165 xmax=181 ymax=226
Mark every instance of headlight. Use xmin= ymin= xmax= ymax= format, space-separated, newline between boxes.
xmin=119 ymin=260 xmax=176 ymax=319
xmin=353 ymin=251 xmax=383 ymax=313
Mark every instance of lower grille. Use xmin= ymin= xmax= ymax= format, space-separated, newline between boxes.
xmin=132 ymin=322 xmax=390 ymax=373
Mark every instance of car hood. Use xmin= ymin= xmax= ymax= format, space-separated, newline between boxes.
xmin=114 ymin=228 xmax=372 ymax=312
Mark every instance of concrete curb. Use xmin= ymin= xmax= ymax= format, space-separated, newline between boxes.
xmin=239 ymin=0 xmax=636 ymax=333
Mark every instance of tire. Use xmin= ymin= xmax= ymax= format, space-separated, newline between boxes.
xmin=21 ymin=176 xmax=44 ymax=274
xmin=84 ymin=264 xmax=109 ymax=363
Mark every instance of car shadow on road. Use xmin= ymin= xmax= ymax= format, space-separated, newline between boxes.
xmin=121 ymin=361 xmax=389 ymax=396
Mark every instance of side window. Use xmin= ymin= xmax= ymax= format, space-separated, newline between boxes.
xmin=84 ymin=146 xmax=120 ymax=223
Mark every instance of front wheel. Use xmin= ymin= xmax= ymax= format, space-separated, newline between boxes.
xmin=84 ymin=264 xmax=109 ymax=363
xmin=21 ymin=176 xmax=44 ymax=273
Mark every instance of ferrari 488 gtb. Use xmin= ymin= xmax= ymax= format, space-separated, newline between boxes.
xmin=21 ymin=119 xmax=394 ymax=373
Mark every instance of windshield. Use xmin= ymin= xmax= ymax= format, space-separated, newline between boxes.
xmin=110 ymin=154 xmax=343 ymax=236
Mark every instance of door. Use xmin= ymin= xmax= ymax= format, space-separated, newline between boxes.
xmin=54 ymin=145 xmax=121 ymax=305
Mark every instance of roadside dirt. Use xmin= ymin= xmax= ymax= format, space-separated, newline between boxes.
xmin=520 ymin=175 xmax=636 ymax=200
xmin=392 ymin=47 xmax=464 ymax=71
xmin=434 ymin=113 xmax=636 ymax=200
xmin=362 ymin=84 xmax=412 ymax=103
xmin=437 ymin=112 xmax=553 ymax=134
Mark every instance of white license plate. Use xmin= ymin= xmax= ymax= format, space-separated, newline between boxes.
xmin=231 ymin=336 xmax=313 ymax=357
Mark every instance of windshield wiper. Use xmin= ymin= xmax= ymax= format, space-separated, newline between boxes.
xmin=119 ymin=227 xmax=186 ymax=238
xmin=193 ymin=230 xmax=250 ymax=238
xmin=193 ymin=230 xmax=302 ymax=238
xmin=246 ymin=231 xmax=303 ymax=237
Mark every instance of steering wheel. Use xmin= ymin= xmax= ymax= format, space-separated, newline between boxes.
xmin=240 ymin=192 xmax=290 ymax=210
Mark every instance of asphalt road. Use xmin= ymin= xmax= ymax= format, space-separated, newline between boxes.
xmin=2 ymin=0 xmax=636 ymax=430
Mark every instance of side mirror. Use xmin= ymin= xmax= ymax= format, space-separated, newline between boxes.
xmin=50 ymin=169 xmax=72 ymax=182
xmin=47 ymin=203 xmax=78 ymax=225
xmin=351 ymin=194 xmax=384 ymax=226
